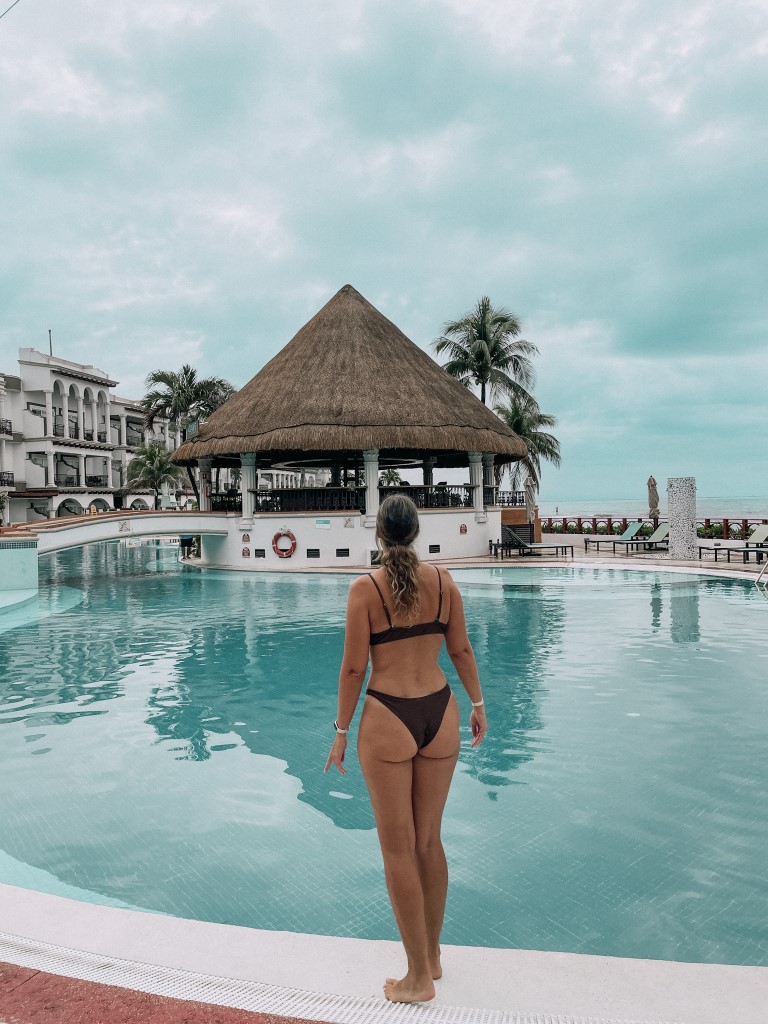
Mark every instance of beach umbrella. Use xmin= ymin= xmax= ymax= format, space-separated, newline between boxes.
xmin=525 ymin=476 xmax=537 ymax=522
xmin=647 ymin=475 xmax=660 ymax=518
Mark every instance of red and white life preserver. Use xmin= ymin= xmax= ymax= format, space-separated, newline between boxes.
xmin=272 ymin=529 xmax=297 ymax=558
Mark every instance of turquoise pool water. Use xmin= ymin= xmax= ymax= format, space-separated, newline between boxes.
xmin=0 ymin=544 xmax=766 ymax=966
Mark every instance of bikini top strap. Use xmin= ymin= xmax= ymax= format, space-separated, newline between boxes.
xmin=367 ymin=573 xmax=393 ymax=628
xmin=434 ymin=564 xmax=443 ymax=621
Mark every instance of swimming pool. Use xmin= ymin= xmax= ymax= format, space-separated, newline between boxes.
xmin=1 ymin=545 xmax=766 ymax=966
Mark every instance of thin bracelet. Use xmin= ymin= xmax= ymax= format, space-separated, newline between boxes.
xmin=334 ymin=720 xmax=350 ymax=734
xmin=471 ymin=699 xmax=485 ymax=708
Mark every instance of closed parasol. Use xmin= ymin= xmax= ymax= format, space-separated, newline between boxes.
xmin=647 ymin=475 xmax=660 ymax=518
xmin=525 ymin=476 xmax=537 ymax=523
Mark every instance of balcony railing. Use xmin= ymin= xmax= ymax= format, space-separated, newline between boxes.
xmin=69 ymin=425 xmax=80 ymax=439
xmin=248 ymin=486 xmax=367 ymax=514
xmin=55 ymin=474 xmax=80 ymax=487
xmin=0 ymin=471 xmax=14 ymax=487
xmin=85 ymin=475 xmax=109 ymax=487
xmin=126 ymin=435 xmax=143 ymax=448
xmin=379 ymin=484 xmax=474 ymax=509
xmin=490 ymin=489 xmax=526 ymax=506
xmin=210 ymin=493 xmax=243 ymax=513
xmin=97 ymin=431 xmax=108 ymax=443
xmin=0 ymin=418 xmax=11 ymax=436
xmin=83 ymin=429 xmax=94 ymax=441
xmin=53 ymin=423 xmax=65 ymax=437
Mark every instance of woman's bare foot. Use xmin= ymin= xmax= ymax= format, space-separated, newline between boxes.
xmin=429 ymin=945 xmax=442 ymax=979
xmin=383 ymin=974 xmax=436 ymax=1003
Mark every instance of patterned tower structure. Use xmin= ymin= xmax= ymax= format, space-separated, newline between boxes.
xmin=667 ymin=476 xmax=696 ymax=559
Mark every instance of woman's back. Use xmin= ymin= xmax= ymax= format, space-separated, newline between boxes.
xmin=366 ymin=563 xmax=451 ymax=696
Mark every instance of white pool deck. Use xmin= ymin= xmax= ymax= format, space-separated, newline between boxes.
xmin=1 ymin=545 xmax=767 ymax=1023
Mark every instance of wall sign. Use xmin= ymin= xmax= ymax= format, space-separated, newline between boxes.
xmin=241 ymin=533 xmax=251 ymax=543
xmin=459 ymin=523 xmax=468 ymax=535
xmin=242 ymin=547 xmax=251 ymax=557
xmin=343 ymin=517 xmax=354 ymax=528
xmin=315 ymin=519 xmax=332 ymax=530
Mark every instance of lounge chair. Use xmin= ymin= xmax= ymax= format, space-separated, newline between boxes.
xmin=584 ymin=521 xmax=643 ymax=553
xmin=490 ymin=528 xmax=573 ymax=560
xmin=612 ymin=523 xmax=669 ymax=554
xmin=698 ymin=523 xmax=768 ymax=564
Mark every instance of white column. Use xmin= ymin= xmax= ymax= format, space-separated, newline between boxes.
xmin=77 ymin=453 xmax=86 ymax=487
xmin=46 ymin=448 xmax=55 ymax=487
xmin=163 ymin=420 xmax=169 ymax=446
xmin=482 ymin=453 xmax=495 ymax=486
xmin=119 ymin=413 xmax=126 ymax=446
xmin=667 ymin=477 xmax=696 ymax=559
xmin=363 ymin=448 xmax=380 ymax=528
xmin=62 ymin=394 xmax=70 ymax=439
xmin=198 ymin=457 xmax=212 ymax=511
xmin=44 ymin=391 xmax=53 ymax=436
xmin=104 ymin=399 xmax=111 ymax=442
xmin=240 ymin=453 xmax=257 ymax=519
xmin=468 ymin=452 xmax=484 ymax=514
xmin=77 ymin=396 xmax=85 ymax=440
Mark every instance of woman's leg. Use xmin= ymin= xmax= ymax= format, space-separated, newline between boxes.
xmin=358 ymin=697 xmax=434 ymax=1003
xmin=412 ymin=695 xmax=460 ymax=978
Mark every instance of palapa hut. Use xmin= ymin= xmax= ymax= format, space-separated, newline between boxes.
xmin=173 ymin=284 xmax=527 ymax=567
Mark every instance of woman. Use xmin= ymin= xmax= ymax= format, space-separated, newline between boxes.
xmin=325 ymin=494 xmax=487 ymax=1004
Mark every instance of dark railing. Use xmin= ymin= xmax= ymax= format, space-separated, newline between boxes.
xmin=379 ymin=485 xmax=474 ymax=509
xmin=0 ymin=471 xmax=14 ymax=487
xmin=493 ymin=489 xmax=526 ymax=506
xmin=53 ymin=423 xmax=65 ymax=437
xmin=126 ymin=434 xmax=143 ymax=448
xmin=97 ymin=431 xmax=107 ymax=443
xmin=69 ymin=425 xmax=80 ymax=439
xmin=83 ymin=429 xmax=94 ymax=441
xmin=210 ymin=493 xmax=243 ymax=513
xmin=55 ymin=474 xmax=80 ymax=487
xmin=542 ymin=515 xmax=768 ymax=541
xmin=250 ymin=486 xmax=366 ymax=514
xmin=85 ymin=475 xmax=109 ymax=487
xmin=0 ymin=418 xmax=11 ymax=435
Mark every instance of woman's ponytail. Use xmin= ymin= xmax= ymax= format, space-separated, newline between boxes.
xmin=376 ymin=495 xmax=421 ymax=620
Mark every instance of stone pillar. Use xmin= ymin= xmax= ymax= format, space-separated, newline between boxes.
xmin=667 ymin=476 xmax=696 ymax=559
xmin=482 ymin=453 xmax=495 ymax=486
xmin=198 ymin=457 xmax=212 ymax=511
xmin=240 ymin=453 xmax=257 ymax=519
xmin=62 ymin=393 xmax=70 ymax=438
xmin=44 ymin=391 xmax=53 ymax=436
xmin=468 ymin=452 xmax=484 ymax=514
xmin=422 ymin=456 xmax=437 ymax=486
xmin=119 ymin=413 xmax=126 ymax=446
xmin=46 ymin=448 xmax=55 ymax=487
xmin=104 ymin=399 xmax=111 ymax=442
xmin=363 ymin=448 xmax=380 ymax=528
xmin=77 ymin=453 xmax=86 ymax=487
xmin=77 ymin=396 xmax=85 ymax=440
xmin=163 ymin=420 xmax=169 ymax=446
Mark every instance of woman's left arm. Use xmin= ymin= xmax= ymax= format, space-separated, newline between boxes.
xmin=324 ymin=577 xmax=370 ymax=774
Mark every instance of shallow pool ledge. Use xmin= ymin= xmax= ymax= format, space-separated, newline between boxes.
xmin=1 ymin=883 xmax=766 ymax=1024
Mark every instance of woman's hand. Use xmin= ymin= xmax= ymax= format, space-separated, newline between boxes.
xmin=324 ymin=734 xmax=348 ymax=774
xmin=470 ymin=706 xmax=487 ymax=747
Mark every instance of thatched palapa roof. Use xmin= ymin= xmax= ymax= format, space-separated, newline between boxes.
xmin=172 ymin=285 xmax=526 ymax=466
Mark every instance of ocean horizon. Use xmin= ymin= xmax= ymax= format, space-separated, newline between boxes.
xmin=537 ymin=497 xmax=768 ymax=519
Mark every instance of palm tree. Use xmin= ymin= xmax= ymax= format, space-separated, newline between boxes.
xmin=494 ymin=396 xmax=561 ymax=492
xmin=126 ymin=442 xmax=185 ymax=509
xmin=379 ymin=468 xmax=402 ymax=486
xmin=433 ymin=296 xmax=538 ymax=405
xmin=142 ymin=365 xmax=236 ymax=501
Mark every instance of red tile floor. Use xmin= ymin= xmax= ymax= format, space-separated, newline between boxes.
xmin=0 ymin=962 xmax=327 ymax=1024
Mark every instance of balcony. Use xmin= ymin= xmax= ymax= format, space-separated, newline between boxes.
xmin=83 ymin=429 xmax=94 ymax=442
xmin=125 ymin=435 xmax=143 ymax=448
xmin=97 ymin=431 xmax=108 ymax=443
xmin=85 ymin=475 xmax=109 ymax=488
xmin=491 ymin=489 xmax=526 ymax=507
xmin=0 ymin=471 xmax=14 ymax=487
xmin=53 ymin=423 xmax=65 ymax=437
xmin=55 ymin=474 xmax=80 ymax=487
xmin=0 ymin=418 xmax=11 ymax=436
xmin=379 ymin=484 xmax=474 ymax=509
xmin=69 ymin=425 xmax=80 ymax=439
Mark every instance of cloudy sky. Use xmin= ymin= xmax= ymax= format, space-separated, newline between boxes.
xmin=1 ymin=0 xmax=766 ymax=501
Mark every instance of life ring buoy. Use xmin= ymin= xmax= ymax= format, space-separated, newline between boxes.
xmin=272 ymin=529 xmax=297 ymax=558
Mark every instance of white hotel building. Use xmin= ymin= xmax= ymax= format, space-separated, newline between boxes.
xmin=0 ymin=349 xmax=180 ymax=524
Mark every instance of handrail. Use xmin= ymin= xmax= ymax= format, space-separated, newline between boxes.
xmin=756 ymin=560 xmax=768 ymax=590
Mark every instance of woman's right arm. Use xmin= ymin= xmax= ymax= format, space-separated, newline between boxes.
xmin=444 ymin=572 xmax=487 ymax=747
